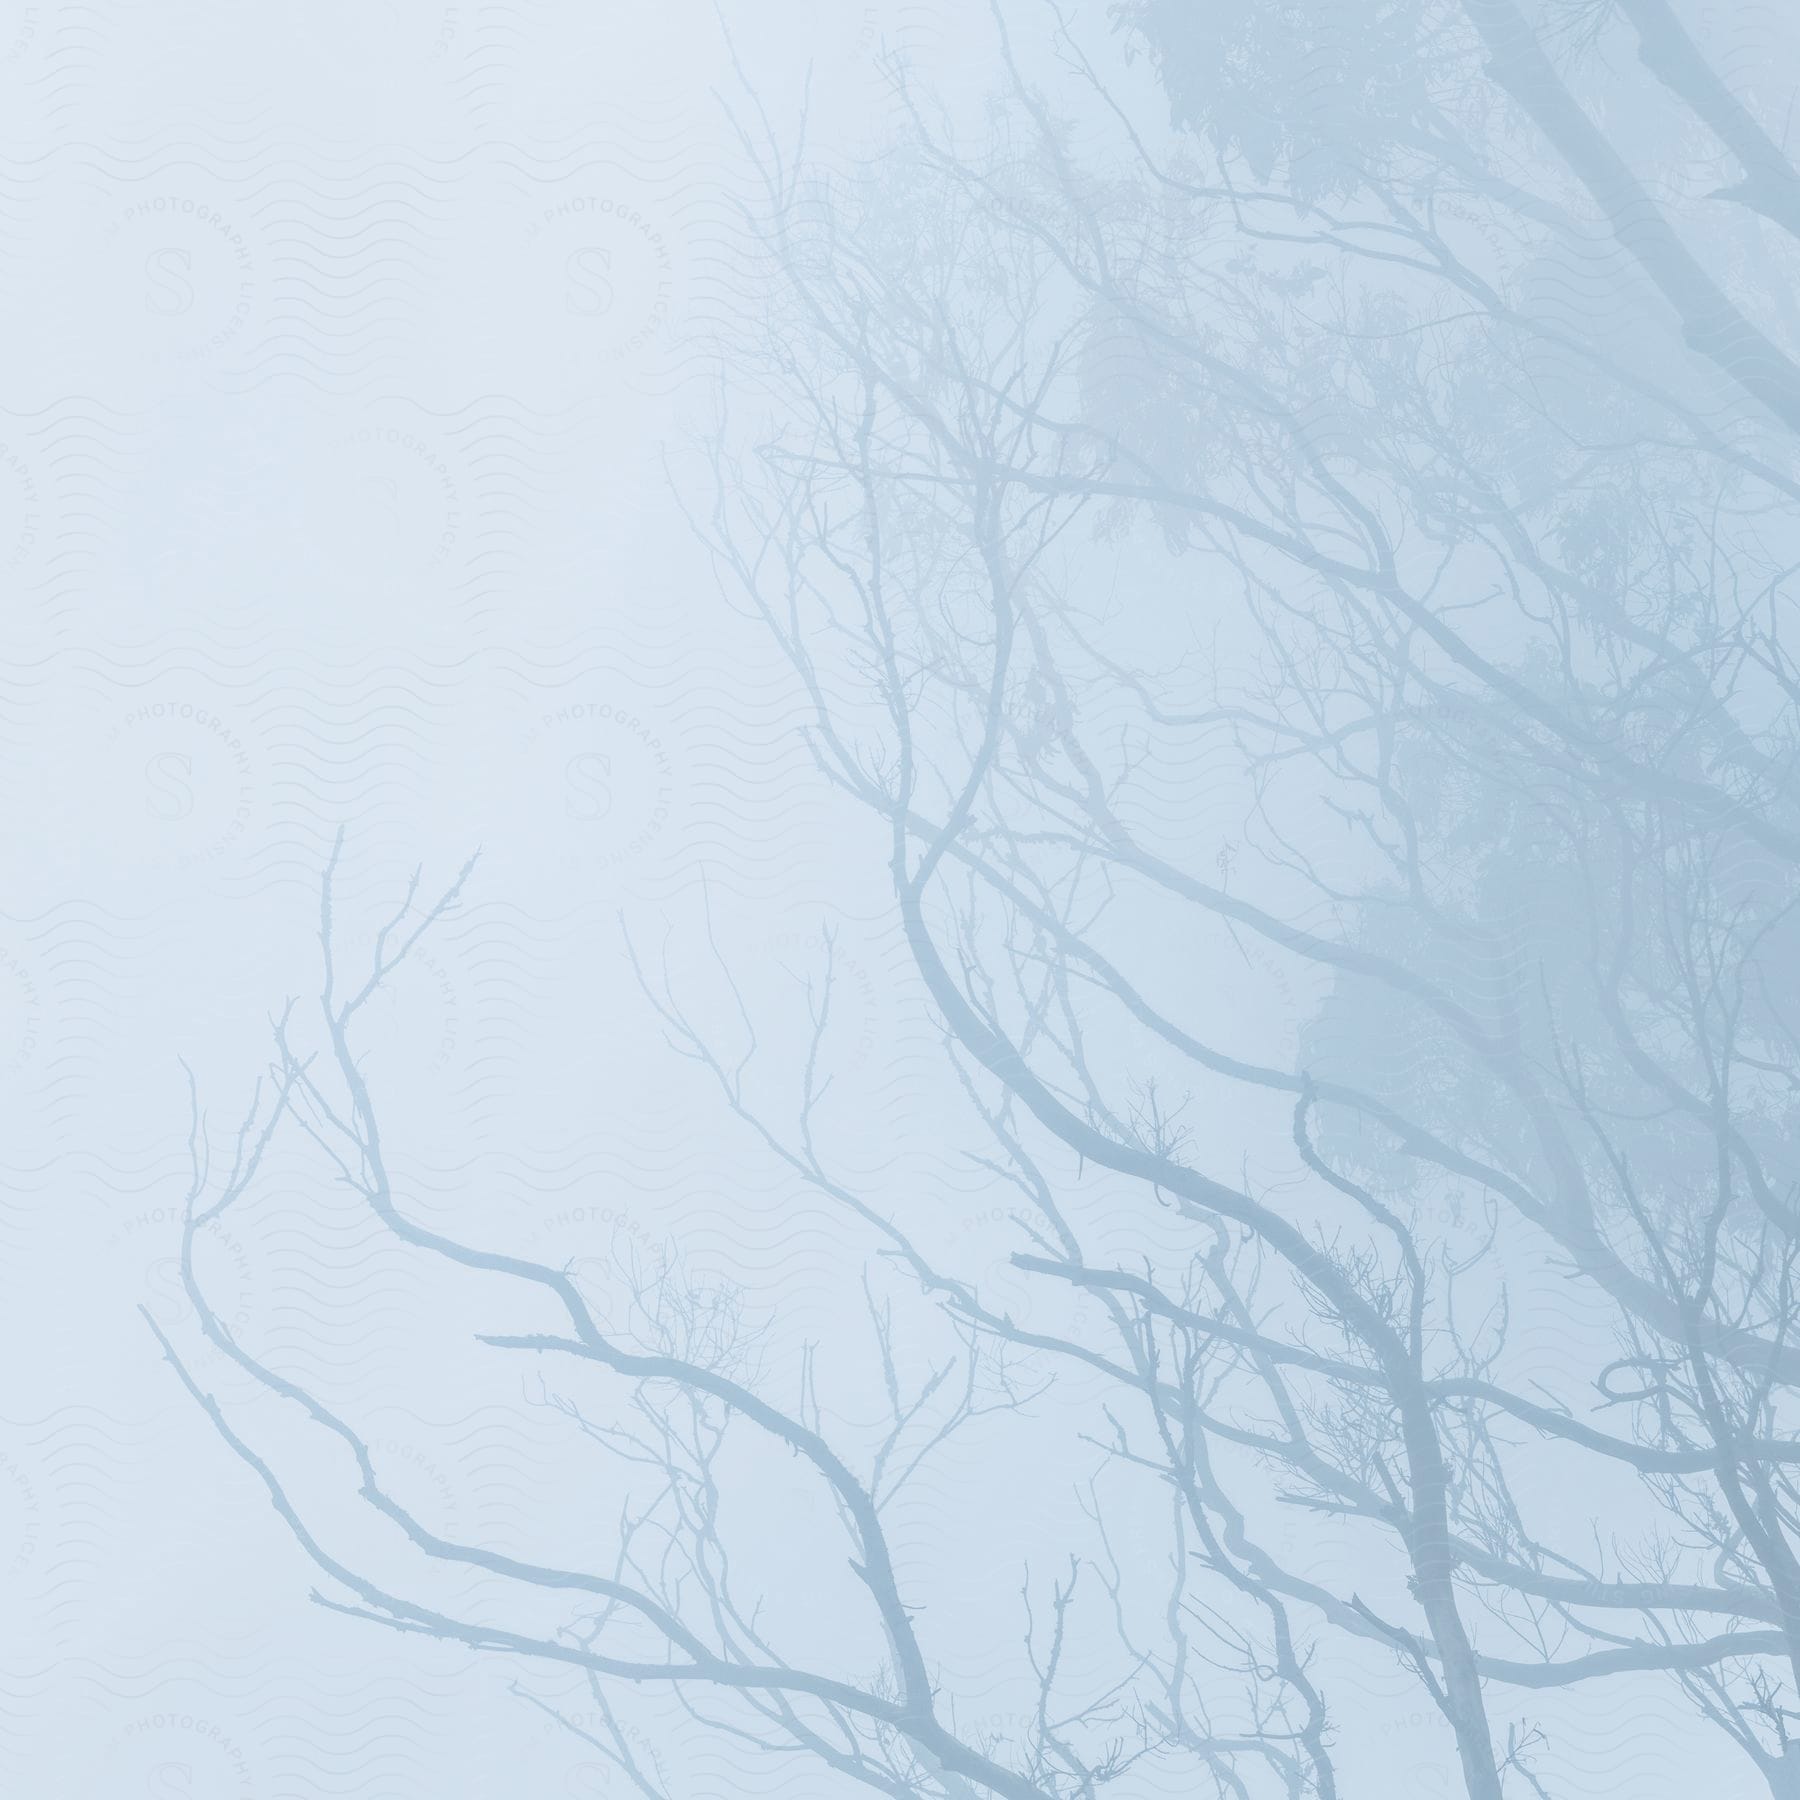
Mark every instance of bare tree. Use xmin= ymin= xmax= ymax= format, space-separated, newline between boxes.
xmin=156 ymin=4 xmax=1800 ymax=1796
